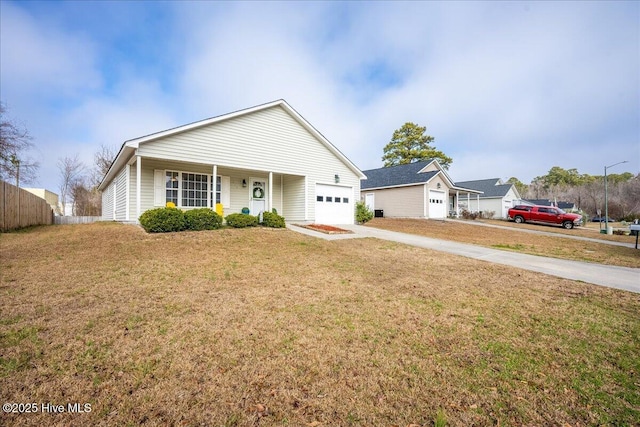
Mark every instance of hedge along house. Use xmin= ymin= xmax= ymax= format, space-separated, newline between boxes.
xmin=99 ymin=100 xmax=365 ymax=225
xmin=360 ymin=160 xmax=483 ymax=219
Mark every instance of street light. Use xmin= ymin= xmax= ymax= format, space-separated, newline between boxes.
xmin=604 ymin=160 xmax=628 ymax=233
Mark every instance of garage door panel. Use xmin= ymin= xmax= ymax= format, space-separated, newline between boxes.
xmin=428 ymin=190 xmax=446 ymax=219
xmin=315 ymin=184 xmax=353 ymax=224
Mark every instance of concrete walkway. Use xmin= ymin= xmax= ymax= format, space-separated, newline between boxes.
xmin=287 ymin=223 xmax=640 ymax=294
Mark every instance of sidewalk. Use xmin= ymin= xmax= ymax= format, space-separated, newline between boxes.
xmin=287 ymin=223 xmax=640 ymax=294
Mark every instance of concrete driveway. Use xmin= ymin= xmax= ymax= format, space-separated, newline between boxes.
xmin=287 ymin=223 xmax=640 ymax=294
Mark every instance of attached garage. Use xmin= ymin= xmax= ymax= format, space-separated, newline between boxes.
xmin=315 ymin=184 xmax=354 ymax=224
xmin=428 ymin=189 xmax=446 ymax=219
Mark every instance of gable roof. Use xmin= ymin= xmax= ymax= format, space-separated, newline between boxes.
xmin=361 ymin=161 xmax=438 ymax=189
xmin=455 ymin=178 xmax=519 ymax=199
xmin=99 ymin=99 xmax=365 ymax=190
xmin=361 ymin=160 xmax=482 ymax=194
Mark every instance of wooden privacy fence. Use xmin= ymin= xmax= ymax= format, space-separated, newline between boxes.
xmin=0 ymin=180 xmax=54 ymax=232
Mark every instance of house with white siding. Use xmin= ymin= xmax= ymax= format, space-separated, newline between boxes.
xmin=98 ymin=100 xmax=365 ymax=225
xmin=455 ymin=178 xmax=522 ymax=218
xmin=361 ymin=160 xmax=482 ymax=219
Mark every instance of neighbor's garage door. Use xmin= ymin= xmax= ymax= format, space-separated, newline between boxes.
xmin=315 ymin=184 xmax=354 ymax=224
xmin=428 ymin=189 xmax=446 ymax=219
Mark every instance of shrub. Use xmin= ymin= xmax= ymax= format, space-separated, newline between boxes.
xmin=461 ymin=209 xmax=479 ymax=220
xmin=225 ymin=213 xmax=258 ymax=228
xmin=184 ymin=208 xmax=223 ymax=231
xmin=261 ymin=211 xmax=286 ymax=228
xmin=139 ymin=207 xmax=186 ymax=233
xmin=355 ymin=201 xmax=373 ymax=224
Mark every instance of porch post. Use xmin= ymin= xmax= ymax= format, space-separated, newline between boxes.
xmin=456 ymin=190 xmax=460 ymax=216
xmin=136 ymin=155 xmax=141 ymax=219
xmin=125 ymin=164 xmax=130 ymax=220
xmin=477 ymin=194 xmax=480 ymax=212
xmin=467 ymin=192 xmax=470 ymax=211
xmin=212 ymin=164 xmax=217 ymax=209
xmin=268 ymin=171 xmax=273 ymax=212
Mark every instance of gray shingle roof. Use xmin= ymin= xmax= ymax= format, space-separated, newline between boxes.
xmin=455 ymin=178 xmax=514 ymax=198
xmin=361 ymin=161 xmax=439 ymax=189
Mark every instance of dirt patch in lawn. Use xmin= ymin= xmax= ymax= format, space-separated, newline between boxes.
xmin=1 ymin=223 xmax=639 ymax=426
xmin=367 ymin=218 xmax=640 ymax=268
xmin=295 ymin=223 xmax=353 ymax=234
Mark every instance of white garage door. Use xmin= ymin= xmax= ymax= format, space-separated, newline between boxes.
xmin=315 ymin=184 xmax=354 ymax=224
xmin=428 ymin=190 xmax=446 ymax=219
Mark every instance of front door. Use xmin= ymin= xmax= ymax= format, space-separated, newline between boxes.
xmin=365 ymin=193 xmax=375 ymax=212
xmin=250 ymin=179 xmax=266 ymax=214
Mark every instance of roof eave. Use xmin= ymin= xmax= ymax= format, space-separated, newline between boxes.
xmin=98 ymin=100 xmax=366 ymax=190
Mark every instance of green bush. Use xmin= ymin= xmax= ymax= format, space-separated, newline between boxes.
xmin=225 ymin=213 xmax=258 ymax=228
xmin=355 ymin=201 xmax=373 ymax=224
xmin=184 ymin=208 xmax=223 ymax=231
xmin=261 ymin=211 xmax=286 ymax=228
xmin=139 ymin=207 xmax=186 ymax=233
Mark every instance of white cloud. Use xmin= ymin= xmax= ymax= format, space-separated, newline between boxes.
xmin=0 ymin=2 xmax=101 ymax=100
xmin=0 ymin=0 xmax=637 ymax=190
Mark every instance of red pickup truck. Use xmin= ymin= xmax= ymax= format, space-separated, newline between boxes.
xmin=507 ymin=205 xmax=583 ymax=229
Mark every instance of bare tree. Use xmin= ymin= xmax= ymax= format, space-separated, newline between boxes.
xmin=91 ymin=143 xmax=117 ymax=187
xmin=71 ymin=178 xmax=101 ymax=216
xmin=0 ymin=102 xmax=39 ymax=186
xmin=58 ymin=155 xmax=85 ymax=215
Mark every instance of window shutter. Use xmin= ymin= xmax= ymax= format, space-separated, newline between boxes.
xmin=221 ymin=176 xmax=231 ymax=207
xmin=154 ymin=170 xmax=165 ymax=206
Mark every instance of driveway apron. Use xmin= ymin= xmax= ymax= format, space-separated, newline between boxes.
xmin=287 ymin=223 xmax=640 ymax=294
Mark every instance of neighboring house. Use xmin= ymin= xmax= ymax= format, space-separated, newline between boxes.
xmin=524 ymin=199 xmax=576 ymax=211
xmin=23 ymin=188 xmax=63 ymax=215
xmin=360 ymin=160 xmax=482 ymax=219
xmin=98 ymin=100 xmax=365 ymax=225
xmin=454 ymin=178 xmax=522 ymax=219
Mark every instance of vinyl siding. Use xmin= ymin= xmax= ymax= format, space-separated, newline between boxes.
xmin=135 ymin=105 xmax=359 ymax=222
xmin=137 ymin=106 xmax=352 ymax=176
xmin=105 ymin=104 xmax=360 ymax=222
xmin=114 ymin=167 xmax=128 ymax=220
xmin=363 ymin=185 xmax=425 ymax=218
xmin=283 ymin=175 xmax=306 ymax=221
xmin=102 ymin=183 xmax=114 ymax=220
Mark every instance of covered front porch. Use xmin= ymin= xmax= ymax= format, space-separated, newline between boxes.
xmin=449 ymin=187 xmax=483 ymax=217
xmin=114 ymin=155 xmax=307 ymax=222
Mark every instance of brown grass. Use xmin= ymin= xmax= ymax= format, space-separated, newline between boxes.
xmin=1 ymin=223 xmax=639 ymax=426
xmin=483 ymin=218 xmax=634 ymax=243
xmin=366 ymin=218 xmax=640 ymax=268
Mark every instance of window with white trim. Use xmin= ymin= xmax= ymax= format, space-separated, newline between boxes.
xmin=182 ymin=173 xmax=208 ymax=207
xmin=165 ymin=170 xmax=223 ymax=208
xmin=166 ymin=171 xmax=179 ymax=205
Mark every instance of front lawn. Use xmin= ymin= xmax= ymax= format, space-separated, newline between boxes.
xmin=1 ymin=223 xmax=639 ymax=426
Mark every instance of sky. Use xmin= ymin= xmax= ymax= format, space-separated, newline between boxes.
xmin=1 ymin=0 xmax=638 ymax=191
